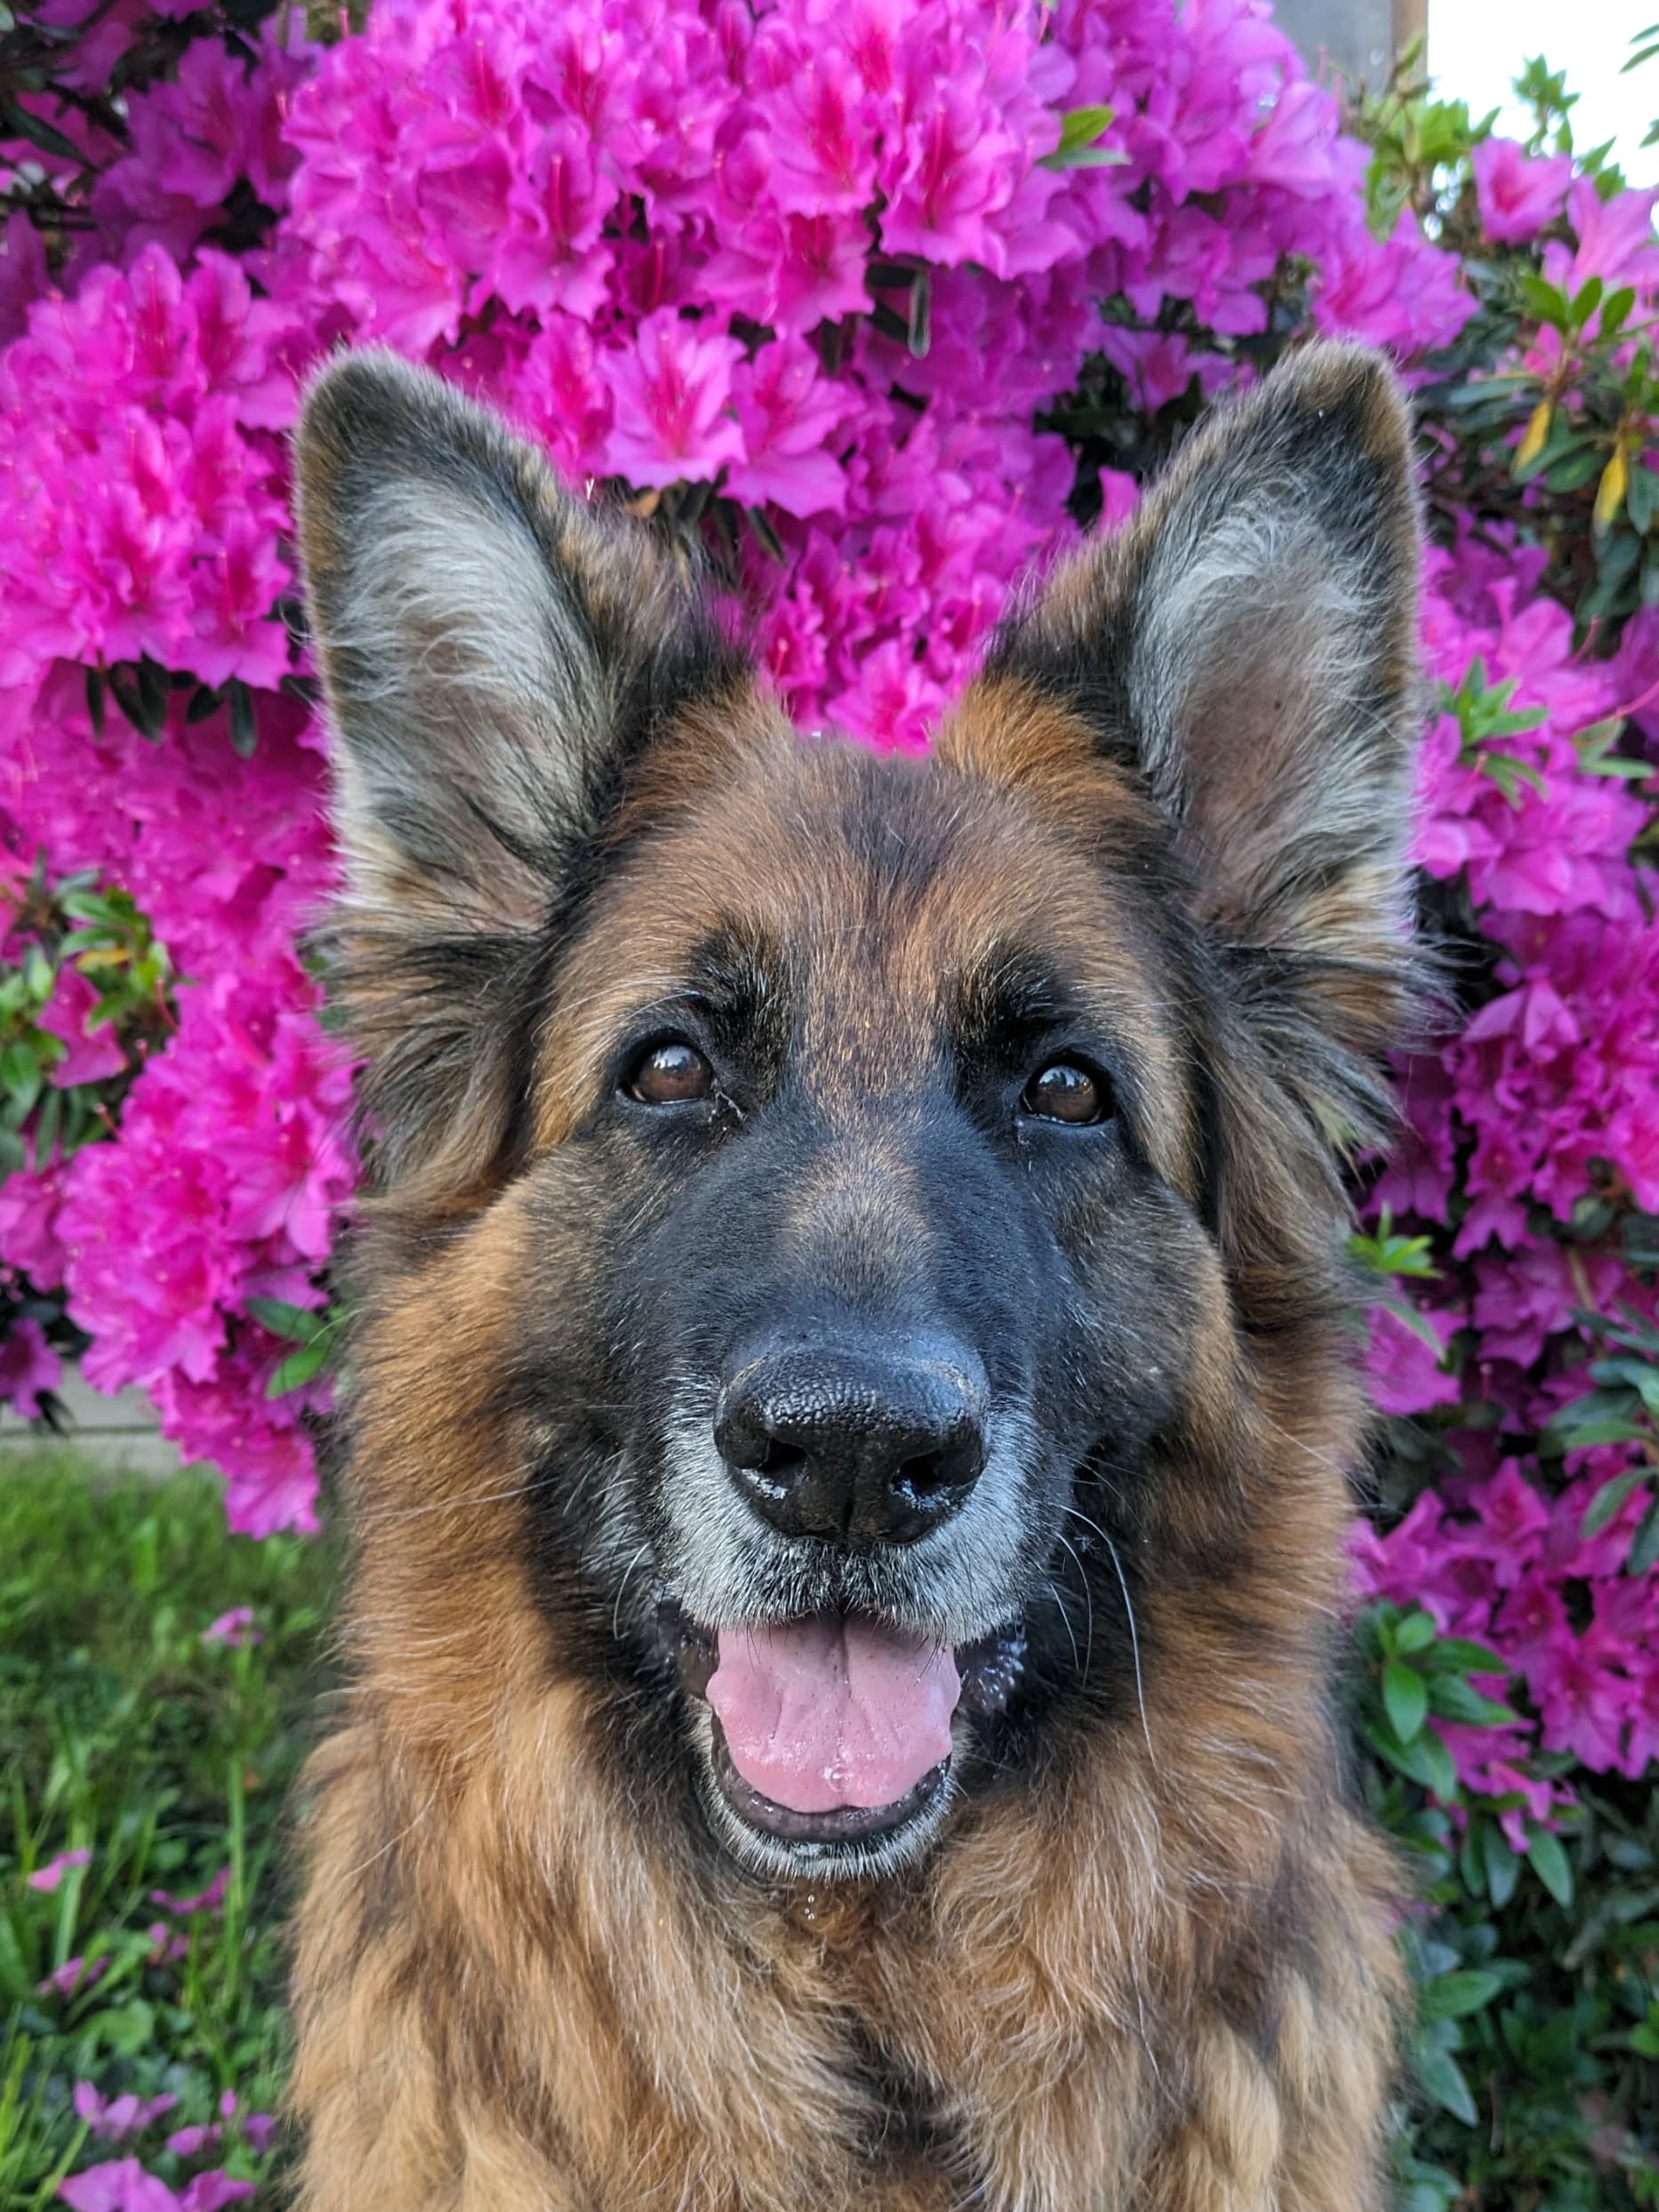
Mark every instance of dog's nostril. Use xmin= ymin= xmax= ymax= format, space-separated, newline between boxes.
xmin=898 ymin=1432 xmax=983 ymax=1496
xmin=754 ymin=1439 xmax=806 ymax=1488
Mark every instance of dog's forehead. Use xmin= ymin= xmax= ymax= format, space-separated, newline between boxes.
xmin=540 ymin=735 xmax=1193 ymax=1140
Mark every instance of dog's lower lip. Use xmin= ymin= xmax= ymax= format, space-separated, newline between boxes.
xmin=709 ymin=1717 xmax=947 ymax=1844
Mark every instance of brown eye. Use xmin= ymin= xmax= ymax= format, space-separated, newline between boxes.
xmin=626 ymin=1039 xmax=715 ymax=1106
xmin=1021 ymin=1061 xmax=1110 ymax=1125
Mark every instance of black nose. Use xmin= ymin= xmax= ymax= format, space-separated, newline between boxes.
xmin=715 ymin=1334 xmax=988 ymax=1546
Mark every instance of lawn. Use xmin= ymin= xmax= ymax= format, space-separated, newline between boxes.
xmin=0 ymin=1453 xmax=337 ymax=2206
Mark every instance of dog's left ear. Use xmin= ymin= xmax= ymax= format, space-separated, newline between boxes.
xmin=294 ymin=349 xmax=771 ymax=1198
xmin=945 ymin=342 xmax=1422 ymax=1147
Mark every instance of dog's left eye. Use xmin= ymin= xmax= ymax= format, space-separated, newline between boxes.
xmin=625 ymin=1040 xmax=715 ymax=1106
xmin=1020 ymin=1061 xmax=1110 ymax=1125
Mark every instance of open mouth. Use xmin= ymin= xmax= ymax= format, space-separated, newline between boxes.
xmin=658 ymin=1603 xmax=1026 ymax=1852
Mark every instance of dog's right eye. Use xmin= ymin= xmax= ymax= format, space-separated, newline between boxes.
xmin=624 ymin=1039 xmax=716 ymax=1106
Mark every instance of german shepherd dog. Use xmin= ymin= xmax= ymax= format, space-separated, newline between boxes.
xmin=290 ymin=338 xmax=1422 ymax=2210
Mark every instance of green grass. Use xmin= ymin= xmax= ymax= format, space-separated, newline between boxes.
xmin=0 ymin=1451 xmax=336 ymax=2204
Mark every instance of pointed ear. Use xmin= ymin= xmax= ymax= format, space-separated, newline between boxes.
xmin=953 ymin=341 xmax=1423 ymax=1147
xmin=294 ymin=349 xmax=764 ymax=1198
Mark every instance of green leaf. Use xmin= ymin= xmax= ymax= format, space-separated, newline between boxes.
xmin=1421 ymin=1727 xmax=1458 ymax=1799
xmin=1394 ymin=1609 xmax=1438 ymax=1657
xmin=1364 ymin=1717 xmax=1440 ymax=1791
xmin=1046 ymin=145 xmax=1130 ymax=168
xmin=244 ymin=1296 xmax=325 ymax=1344
xmin=35 ymin=1083 xmax=62 ymax=1165
xmin=0 ymin=98 xmax=85 ymax=165
xmin=93 ymin=1997 xmax=156 ymax=2058
xmin=1428 ymin=1638 xmax=1507 ymax=1677
xmin=1414 ymin=2044 xmax=1478 ymax=2126
xmin=1527 ymin=1825 xmax=1574 ymax=1907
xmin=1421 ymin=1968 xmax=1504 ymax=2019
xmin=1601 ymin=284 xmax=1639 ymax=344
xmin=1478 ymin=751 xmax=1549 ymax=808
xmin=106 ymin=665 xmax=164 ymax=742
xmin=1630 ymin=455 xmax=1659 ymax=536
xmin=1581 ymin=1466 xmax=1649 ymax=1536
xmin=268 ymin=1339 xmax=330 ymax=1398
xmin=1517 ymin=272 xmax=1570 ymax=329
xmin=0 ymin=1039 xmax=43 ymax=1121
xmin=1054 ymin=103 xmax=1116 ymax=151
xmin=1375 ymin=1292 xmax=1449 ymax=1355
xmin=136 ymin=655 xmax=170 ymax=732
xmin=228 ymin=678 xmax=258 ymax=758
xmin=907 ymin=268 xmax=930 ymax=359
xmin=1384 ymin=1660 xmax=1429 ymax=1744
xmin=1457 ymin=1818 xmax=1486 ymax=1897
xmin=1483 ymin=1821 xmax=1520 ymax=1909
xmin=1569 ymin=275 xmax=1603 ymax=329
xmin=1628 ymin=1495 xmax=1659 ymax=1576
xmin=1554 ymin=1416 xmax=1650 ymax=1450
xmin=1545 ymin=446 xmax=1608 ymax=494
xmin=1038 ymin=104 xmax=1126 ymax=169
xmin=1425 ymin=1674 xmax=1517 ymax=1728
xmin=1349 ymin=1211 xmax=1438 ymax=1281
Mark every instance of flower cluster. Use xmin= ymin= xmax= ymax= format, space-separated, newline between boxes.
xmin=1345 ymin=156 xmax=1659 ymax=1825
xmin=0 ymin=0 xmax=1655 ymax=1897
xmin=0 ymin=0 xmax=1466 ymax=1527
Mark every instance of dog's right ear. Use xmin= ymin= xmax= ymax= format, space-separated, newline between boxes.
xmin=295 ymin=349 xmax=764 ymax=1200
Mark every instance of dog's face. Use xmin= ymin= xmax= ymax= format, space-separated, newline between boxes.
xmin=296 ymin=344 xmax=1420 ymax=1881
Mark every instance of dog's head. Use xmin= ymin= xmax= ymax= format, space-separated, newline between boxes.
xmin=296 ymin=345 xmax=1420 ymax=1881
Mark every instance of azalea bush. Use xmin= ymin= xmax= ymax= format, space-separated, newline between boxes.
xmin=1 ymin=0 xmax=1657 ymax=2200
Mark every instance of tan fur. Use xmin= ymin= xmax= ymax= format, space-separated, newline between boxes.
xmin=290 ymin=343 xmax=1421 ymax=2210
xmin=291 ymin=759 xmax=1404 ymax=2208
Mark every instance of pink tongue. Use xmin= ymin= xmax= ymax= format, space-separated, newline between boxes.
xmin=708 ymin=1616 xmax=960 ymax=1815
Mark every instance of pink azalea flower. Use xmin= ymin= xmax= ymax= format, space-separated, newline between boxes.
xmin=148 ymin=1864 xmax=229 ymax=1917
xmin=38 ymin=1954 xmax=108 ymax=2000
xmin=1623 ymin=1658 xmax=1659 ymax=1780
xmin=38 ymin=967 xmax=126 ymax=1089
xmin=27 ymin=1847 xmax=90 ymax=1893
xmin=58 ymin=2160 xmax=180 ymax=2212
xmin=724 ymin=336 xmax=857 ymax=517
xmin=1471 ymin=139 xmax=1572 ymax=245
xmin=1533 ymin=1632 xmax=1631 ymax=1770
xmin=166 ymin=2093 xmax=276 ymax=2163
xmin=1469 ymin=1463 xmax=1550 ymax=1589
xmin=71 ymin=2086 xmax=179 ymax=2142
xmin=0 ymin=1318 xmax=62 ymax=1421
xmin=200 ymin=1607 xmax=261 ymax=1649
xmin=179 ymin=2176 xmax=255 ymax=2212
xmin=1365 ymin=1303 xmax=1463 ymax=1419
xmin=146 ymin=1922 xmax=189 ymax=1967
xmin=599 ymin=309 xmax=746 ymax=489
